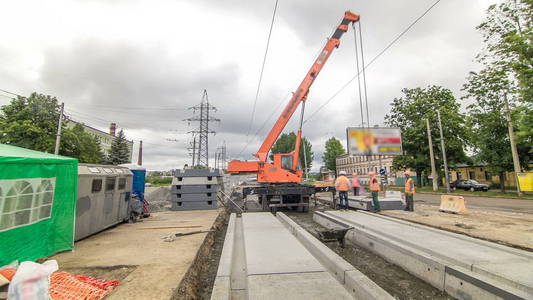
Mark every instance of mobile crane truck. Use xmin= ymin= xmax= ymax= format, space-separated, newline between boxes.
xmin=228 ymin=11 xmax=360 ymax=212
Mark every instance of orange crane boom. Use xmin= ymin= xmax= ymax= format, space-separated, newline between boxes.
xmin=229 ymin=11 xmax=360 ymax=183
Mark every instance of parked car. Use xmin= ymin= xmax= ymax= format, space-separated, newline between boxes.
xmin=450 ymin=179 xmax=489 ymax=192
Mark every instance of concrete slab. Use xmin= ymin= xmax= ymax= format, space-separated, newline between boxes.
xmin=322 ymin=210 xmax=533 ymax=298
xmin=210 ymin=276 xmax=230 ymax=300
xmin=171 ymin=184 xmax=219 ymax=194
xmin=171 ymin=200 xmax=218 ymax=211
xmin=276 ymin=213 xmax=356 ymax=283
xmin=242 ymin=213 xmax=324 ymax=275
xmin=172 ymin=192 xmax=218 ymax=201
xmin=277 ymin=213 xmax=394 ymax=299
xmin=175 ymin=168 xmax=222 ymax=177
xmin=247 ymin=272 xmax=352 ymax=300
xmin=216 ymin=213 xmax=236 ymax=278
xmin=172 ymin=176 xmax=217 ymax=185
xmin=52 ymin=210 xmax=220 ymax=300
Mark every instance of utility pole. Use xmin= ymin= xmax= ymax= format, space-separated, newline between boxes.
xmin=54 ymin=102 xmax=64 ymax=155
xmin=426 ymin=119 xmax=438 ymax=191
xmin=137 ymin=140 xmax=143 ymax=166
xmin=221 ymin=141 xmax=227 ymax=170
xmin=437 ymin=110 xmax=450 ymax=193
xmin=504 ymin=94 xmax=522 ymax=195
xmin=185 ymin=90 xmax=220 ymax=168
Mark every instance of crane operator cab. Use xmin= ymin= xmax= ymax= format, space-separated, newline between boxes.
xmin=279 ymin=153 xmax=295 ymax=171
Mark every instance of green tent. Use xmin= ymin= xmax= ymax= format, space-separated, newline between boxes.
xmin=0 ymin=144 xmax=78 ymax=265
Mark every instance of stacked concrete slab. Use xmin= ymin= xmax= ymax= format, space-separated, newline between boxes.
xmin=170 ymin=169 xmax=223 ymax=211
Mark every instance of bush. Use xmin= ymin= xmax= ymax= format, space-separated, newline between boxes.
xmin=146 ymin=176 xmax=172 ymax=185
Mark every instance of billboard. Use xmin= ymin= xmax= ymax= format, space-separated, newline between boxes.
xmin=347 ymin=127 xmax=402 ymax=155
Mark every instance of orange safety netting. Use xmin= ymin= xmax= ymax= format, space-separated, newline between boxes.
xmin=0 ymin=268 xmax=16 ymax=281
xmin=49 ymin=272 xmax=120 ymax=300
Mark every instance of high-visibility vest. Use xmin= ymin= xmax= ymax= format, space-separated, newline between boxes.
xmin=405 ymin=178 xmax=415 ymax=194
xmin=335 ymin=176 xmax=350 ymax=191
xmin=370 ymin=176 xmax=380 ymax=191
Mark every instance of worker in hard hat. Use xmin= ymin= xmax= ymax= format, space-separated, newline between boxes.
xmin=368 ymin=171 xmax=381 ymax=212
xmin=404 ymin=171 xmax=415 ymax=211
xmin=351 ymin=173 xmax=361 ymax=196
xmin=335 ymin=171 xmax=351 ymax=210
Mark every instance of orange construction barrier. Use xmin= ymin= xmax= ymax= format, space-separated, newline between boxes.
xmin=439 ymin=195 xmax=467 ymax=214
xmin=49 ymin=272 xmax=120 ymax=300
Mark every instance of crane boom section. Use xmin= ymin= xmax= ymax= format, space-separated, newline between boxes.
xmin=254 ymin=11 xmax=360 ymax=162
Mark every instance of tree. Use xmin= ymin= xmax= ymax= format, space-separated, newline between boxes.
xmin=474 ymin=0 xmax=532 ymax=152
xmin=270 ymin=132 xmax=313 ymax=174
xmin=0 ymin=92 xmax=104 ymax=162
xmin=385 ymin=86 xmax=470 ymax=187
xmin=61 ymin=124 xmax=104 ymax=164
xmin=463 ymin=65 xmax=531 ymax=191
xmin=322 ymin=137 xmax=345 ymax=173
xmin=0 ymin=93 xmax=61 ymax=152
xmin=462 ymin=0 xmax=532 ymax=191
xmin=105 ymin=129 xmax=131 ymax=165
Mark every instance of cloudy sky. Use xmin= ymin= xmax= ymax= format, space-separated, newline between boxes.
xmin=0 ymin=0 xmax=495 ymax=170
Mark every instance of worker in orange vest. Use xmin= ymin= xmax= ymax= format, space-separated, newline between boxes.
xmin=335 ymin=171 xmax=351 ymax=209
xmin=369 ymin=171 xmax=381 ymax=212
xmin=351 ymin=173 xmax=361 ymax=196
xmin=404 ymin=171 xmax=415 ymax=211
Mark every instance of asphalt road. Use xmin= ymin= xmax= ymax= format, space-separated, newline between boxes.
xmin=415 ymin=193 xmax=533 ymax=214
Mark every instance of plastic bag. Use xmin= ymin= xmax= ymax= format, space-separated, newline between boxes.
xmin=8 ymin=260 xmax=58 ymax=300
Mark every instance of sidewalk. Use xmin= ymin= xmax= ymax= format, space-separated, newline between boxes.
xmin=52 ymin=210 xmax=220 ymax=299
xmin=381 ymin=204 xmax=533 ymax=251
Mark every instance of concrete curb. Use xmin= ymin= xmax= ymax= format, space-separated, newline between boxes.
xmin=277 ymin=212 xmax=394 ymax=300
xmin=314 ymin=211 xmax=532 ymax=300
xmin=354 ymin=210 xmax=533 ymax=260
xmin=210 ymin=213 xmax=236 ymax=300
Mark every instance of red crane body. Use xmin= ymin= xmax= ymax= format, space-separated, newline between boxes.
xmin=229 ymin=11 xmax=360 ymax=183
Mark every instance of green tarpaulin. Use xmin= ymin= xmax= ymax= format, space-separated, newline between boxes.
xmin=0 ymin=144 xmax=78 ymax=265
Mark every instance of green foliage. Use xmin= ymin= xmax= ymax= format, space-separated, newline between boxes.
xmin=0 ymin=93 xmax=61 ymax=152
xmin=385 ymin=86 xmax=470 ymax=185
xmin=462 ymin=66 xmax=531 ymax=177
xmin=270 ymin=132 xmax=313 ymax=173
xmin=322 ymin=137 xmax=345 ymax=172
xmin=104 ymin=129 xmax=131 ymax=165
xmin=146 ymin=176 xmax=172 ymax=185
xmin=0 ymin=93 xmax=104 ymax=163
xmin=474 ymin=0 xmax=533 ymax=151
xmin=61 ymin=124 xmax=104 ymax=163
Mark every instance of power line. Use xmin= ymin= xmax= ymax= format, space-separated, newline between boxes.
xmin=245 ymin=0 xmax=279 ymax=139
xmin=0 ymin=88 xmax=23 ymax=98
xmin=236 ymin=91 xmax=290 ymax=157
xmin=304 ymin=0 xmax=442 ymax=123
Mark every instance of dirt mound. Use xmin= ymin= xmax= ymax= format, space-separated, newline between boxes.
xmin=146 ymin=186 xmax=171 ymax=212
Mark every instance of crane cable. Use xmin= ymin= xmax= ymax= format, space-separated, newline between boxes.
xmin=245 ymin=0 xmax=279 ymax=140
xmin=352 ymin=22 xmax=365 ymax=128
xmin=358 ymin=21 xmax=371 ymax=129
xmin=304 ymin=0 xmax=442 ymax=123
